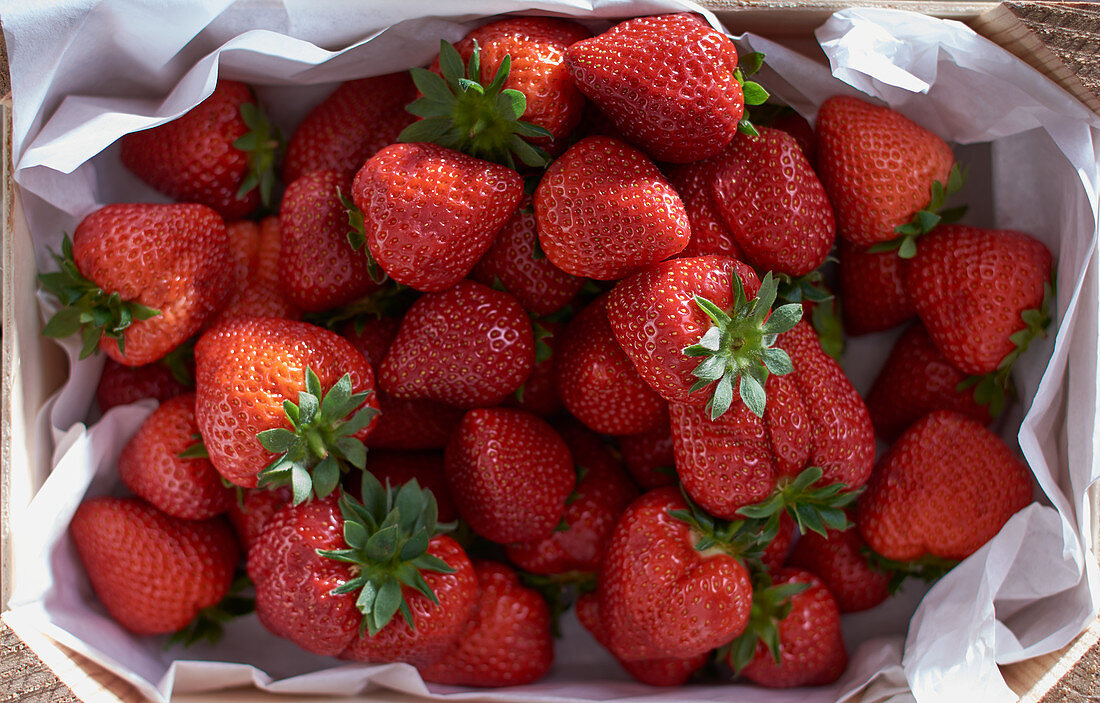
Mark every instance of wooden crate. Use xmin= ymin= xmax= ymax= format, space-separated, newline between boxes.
xmin=2 ymin=1 xmax=1098 ymax=701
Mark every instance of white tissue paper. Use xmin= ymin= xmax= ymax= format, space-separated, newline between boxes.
xmin=3 ymin=2 xmax=1099 ymax=702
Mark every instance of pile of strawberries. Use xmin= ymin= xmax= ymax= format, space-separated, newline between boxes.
xmin=47 ymin=11 xmax=1050 ymax=691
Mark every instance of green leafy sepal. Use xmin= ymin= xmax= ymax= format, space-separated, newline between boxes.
xmin=165 ymin=574 xmax=255 ymax=649
xmin=733 ymin=52 xmax=770 ymax=137
xmin=232 ymin=101 xmax=283 ymax=209
xmin=721 ymin=571 xmax=811 ymax=674
xmin=736 ymin=466 xmax=858 ymax=539
xmin=868 ymin=164 xmax=967 ymax=259
xmin=861 ymin=547 xmax=959 ymax=594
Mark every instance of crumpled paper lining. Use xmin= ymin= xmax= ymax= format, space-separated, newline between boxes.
xmin=2 ymin=2 xmax=1099 ymax=702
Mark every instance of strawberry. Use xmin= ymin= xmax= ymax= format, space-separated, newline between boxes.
xmin=867 ymin=322 xmax=993 ymax=442
xmin=838 ymin=238 xmax=915 ymax=335
xmin=506 ymin=420 xmax=637 ymax=574
xmin=726 ymin=568 xmax=847 ymax=688
xmin=219 ymin=217 xmax=301 ymax=322
xmin=664 ymin=157 xmax=744 ymax=261
xmin=283 ymin=73 xmax=416 ymax=183
xmin=445 ymin=408 xmax=574 ymax=543
xmin=226 ymin=487 xmax=290 ymax=551
xmin=379 ymin=281 xmax=534 ymax=408
xmin=761 ymin=513 xmax=796 ymax=570
xmin=555 ymin=298 xmax=666 ymax=436
xmin=41 ymin=204 xmax=233 ymax=365
xmin=858 ymin=410 xmax=1033 ymax=561
xmin=120 ymin=80 xmax=278 ymax=219
xmin=366 ymin=393 xmax=464 ymax=451
xmin=709 ymin=127 xmax=835 ymax=277
xmin=618 ymin=418 xmax=678 ymax=490
xmin=771 ymin=109 xmax=817 ymax=168
xmin=507 ymin=319 xmax=564 ymax=418
xmin=195 ymin=316 xmax=379 ymax=499
xmin=565 ymin=13 xmax=762 ymax=163
xmin=352 ymin=143 xmax=523 ymax=292
xmin=788 ymin=522 xmax=891 ymax=613
xmin=418 ymin=561 xmax=554 ymax=686
xmin=96 ymin=358 xmax=190 ymax=411
xmin=471 ymin=196 xmax=585 ymax=316
xmin=118 ymin=393 xmax=233 ymax=520
xmin=70 ymin=497 xmax=238 ymax=635
xmin=816 ymin=95 xmax=956 ymax=248
xmin=358 ymin=451 xmax=458 ymax=524
xmin=279 ymin=171 xmax=381 ymax=312
xmin=340 ymin=317 xmax=402 ymax=369
xmin=534 ymin=136 xmax=690 ymax=280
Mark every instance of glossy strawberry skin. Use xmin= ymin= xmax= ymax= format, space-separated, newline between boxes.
xmin=605 ymin=255 xmax=760 ymax=405
xmin=226 ymin=487 xmax=290 ymax=552
xmin=858 ymin=410 xmax=1033 ymax=561
xmin=471 ymin=197 xmax=585 ymax=316
xmin=618 ymin=418 xmax=678 ymax=490
xmin=445 ymin=408 xmax=574 ymax=544
xmin=120 ymin=81 xmax=260 ymax=219
xmin=417 ymin=561 xmax=554 ymax=686
xmin=555 ymin=298 xmax=666 ymax=436
xmin=218 ymin=218 xmax=301 ymax=323
xmin=379 ymin=281 xmax=534 ymax=408
xmin=73 ymin=203 xmax=233 ymax=366
xmin=71 ymin=497 xmax=238 ymax=635
xmin=535 ymin=136 xmax=690 ymax=280
xmin=279 ymin=171 xmax=380 ymax=312
xmin=867 ymin=323 xmax=992 ymax=442
xmin=119 ymin=393 xmax=234 ymax=520
xmin=565 ymin=13 xmax=744 ymax=163
xmin=366 ymin=393 xmax=464 ymax=451
xmin=817 ymin=95 xmax=954 ymax=246
xmin=195 ymin=316 xmax=379 ymax=488
xmin=905 ymin=225 xmax=1053 ymax=375
xmin=788 ymin=524 xmax=891 ymax=613
xmin=710 ymin=127 xmax=835 ymax=276
xmin=352 ymin=143 xmax=523 ymax=292
xmin=598 ymin=488 xmax=752 ymax=661
xmin=838 ymin=238 xmax=915 ymax=336
xmin=283 ymin=73 xmax=417 ymax=183
xmin=96 ymin=359 xmax=189 ymax=411
xmin=340 ymin=317 xmax=402 ymax=369
xmin=665 ymin=157 xmax=744 ymax=261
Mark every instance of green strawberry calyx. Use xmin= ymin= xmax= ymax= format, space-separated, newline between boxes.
xmin=668 ymin=487 xmax=776 ymax=564
xmin=774 ymin=270 xmax=844 ymax=362
xmin=736 ymin=466 xmax=859 ymax=539
xmin=868 ymin=163 xmax=968 ymax=259
xmin=338 ymin=187 xmax=387 ymax=284
xmin=733 ymin=52 xmax=770 ymax=137
xmin=317 ymin=475 xmax=457 ymax=636
xmin=520 ymin=570 xmax=597 ymax=638
xmin=956 ymin=280 xmax=1054 ymax=418
xmin=682 ymin=271 xmax=803 ymax=420
xmin=166 ymin=574 xmax=255 ymax=649
xmin=303 ymin=284 xmax=416 ymax=332
xmin=399 ymin=39 xmax=553 ymax=170
xmin=256 ymin=368 xmax=378 ymax=505
xmin=861 ymin=547 xmax=959 ymax=594
xmin=721 ymin=571 xmax=811 ymax=673
xmin=39 ymin=234 xmax=161 ymax=360
xmin=233 ymin=101 xmax=283 ymax=209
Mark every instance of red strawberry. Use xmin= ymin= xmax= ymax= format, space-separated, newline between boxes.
xmin=70 ymin=497 xmax=238 ymax=635
xmin=709 ymin=127 xmax=835 ymax=277
xmin=120 ymin=81 xmax=277 ymax=219
xmin=283 ymin=73 xmax=417 ymax=183
xmin=858 ymin=411 xmax=1033 ymax=562
xmin=728 ymin=568 xmax=847 ymax=688
xmin=418 ymin=561 xmax=554 ymax=686
xmin=118 ymin=393 xmax=233 ymax=520
xmin=366 ymin=393 xmax=464 ymax=451
xmin=762 ymin=512 xmax=796 ymax=570
xmin=618 ymin=419 xmax=677 ymax=490
xmin=772 ymin=110 xmax=817 ymax=168
xmin=506 ymin=318 xmax=564 ymax=418
xmin=226 ymin=487 xmax=290 ymax=551
xmin=445 ymin=408 xmax=574 ymax=543
xmin=471 ymin=196 xmax=585 ymax=316
xmin=788 ymin=523 xmax=891 ymax=613
xmin=555 ymin=298 xmax=666 ymax=436
xmin=565 ymin=13 xmax=748 ymax=163
xmin=535 ymin=136 xmax=690 ymax=280
xmin=352 ymin=143 xmax=523 ymax=292
xmin=379 ymin=281 xmax=534 ymax=408
xmin=219 ymin=217 xmax=301 ymax=322
xmin=195 ymin=316 xmax=379 ymax=496
xmin=905 ymin=225 xmax=1053 ymax=378
xmin=838 ymin=238 xmax=915 ymax=335
xmin=817 ymin=95 xmax=955 ymax=246
xmin=506 ymin=420 xmax=637 ymax=574
xmin=41 ymin=204 xmax=233 ymax=365
xmin=340 ymin=317 xmax=402 ymax=369
xmin=665 ymin=157 xmax=744 ymax=261
xmin=867 ymin=322 xmax=993 ymax=442
xmin=96 ymin=358 xmax=190 ymax=411
xmin=358 ymin=451 xmax=458 ymax=524
xmin=279 ymin=171 xmax=380 ymax=312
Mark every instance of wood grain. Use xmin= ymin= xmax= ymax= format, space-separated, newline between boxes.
xmin=0 ymin=622 xmax=78 ymax=702
xmin=1007 ymin=2 xmax=1100 ymax=105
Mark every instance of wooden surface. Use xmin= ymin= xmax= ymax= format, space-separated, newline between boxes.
xmin=3 ymin=1 xmax=1100 ymax=702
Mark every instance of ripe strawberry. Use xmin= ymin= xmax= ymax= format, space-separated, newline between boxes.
xmin=218 ymin=218 xmax=301 ymax=322
xmin=555 ymin=298 xmax=666 ymax=436
xmin=506 ymin=420 xmax=637 ymax=574
xmin=120 ymin=80 xmax=278 ymax=219
xmin=817 ymin=95 xmax=955 ymax=247
xmin=340 ymin=317 xmax=402 ymax=369
xmin=226 ymin=487 xmax=290 ymax=551
xmin=534 ymin=136 xmax=690 ymax=280
xmin=565 ymin=13 xmax=756 ymax=163
xmin=118 ymin=393 xmax=233 ymax=520
xmin=838 ymin=238 xmax=915 ymax=335
xmin=352 ymin=143 xmax=523 ymax=292
xmin=366 ymin=393 xmax=464 ymax=451
xmin=41 ymin=204 xmax=233 ymax=365
xmin=727 ymin=568 xmax=847 ymax=688
xmin=283 ymin=73 xmax=416 ymax=183
xmin=506 ymin=319 xmax=564 ymax=418
xmin=761 ymin=512 xmax=796 ymax=570
xmin=858 ymin=410 xmax=1033 ymax=561
xmin=665 ymin=157 xmax=744 ymax=261
xmin=445 ymin=408 xmax=574 ymax=543
xmin=357 ymin=451 xmax=457 ymax=524
xmin=618 ymin=419 xmax=678 ymax=490
xmin=70 ymin=497 xmax=238 ymax=635
xmin=279 ymin=171 xmax=381 ymax=312
xmin=418 ymin=561 xmax=554 ymax=686
xmin=471 ymin=196 xmax=585 ymax=316
xmin=709 ymin=127 xmax=835 ymax=276
xmin=771 ymin=109 xmax=817 ymax=168
xmin=867 ymin=323 xmax=993 ymax=442
xmin=195 ymin=316 xmax=379 ymax=498
xmin=788 ymin=522 xmax=891 ymax=613
xmin=96 ymin=358 xmax=190 ymax=411
xmin=379 ymin=281 xmax=534 ymax=408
